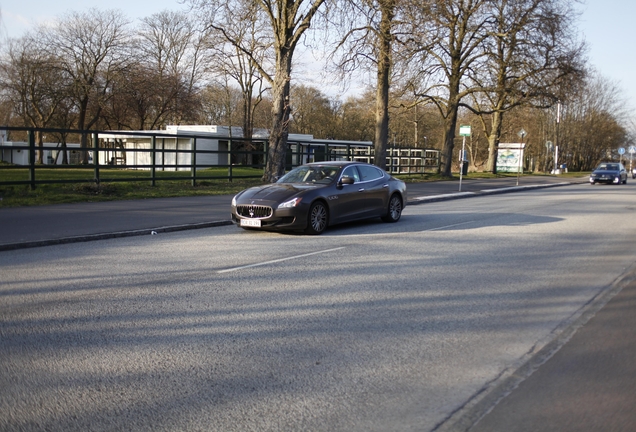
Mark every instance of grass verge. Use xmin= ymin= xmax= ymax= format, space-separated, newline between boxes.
xmin=0 ymin=165 xmax=585 ymax=208
xmin=0 ymin=167 xmax=265 ymax=207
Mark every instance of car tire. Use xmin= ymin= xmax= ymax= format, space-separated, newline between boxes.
xmin=305 ymin=201 xmax=328 ymax=235
xmin=382 ymin=194 xmax=403 ymax=223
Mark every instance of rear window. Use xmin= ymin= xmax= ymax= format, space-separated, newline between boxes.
xmin=357 ymin=165 xmax=384 ymax=182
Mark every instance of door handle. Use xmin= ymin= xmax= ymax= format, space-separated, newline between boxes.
xmin=358 ymin=188 xmax=365 ymax=192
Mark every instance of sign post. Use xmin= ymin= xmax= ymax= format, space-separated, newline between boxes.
xmin=458 ymin=125 xmax=471 ymax=191
xmin=517 ymin=129 xmax=526 ymax=185
xmin=618 ymin=147 xmax=625 ymax=165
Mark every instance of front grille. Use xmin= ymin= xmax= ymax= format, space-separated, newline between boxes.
xmin=236 ymin=204 xmax=273 ymax=219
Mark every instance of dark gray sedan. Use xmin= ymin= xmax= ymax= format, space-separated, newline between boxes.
xmin=589 ymin=162 xmax=627 ymax=185
xmin=231 ymin=161 xmax=407 ymax=234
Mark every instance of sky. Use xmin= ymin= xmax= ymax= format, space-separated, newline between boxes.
xmin=1 ymin=0 xmax=636 ymax=116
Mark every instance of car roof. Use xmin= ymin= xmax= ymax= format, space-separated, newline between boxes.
xmin=305 ymin=161 xmax=372 ymax=167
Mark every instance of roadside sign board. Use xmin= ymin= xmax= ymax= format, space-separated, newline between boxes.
xmin=496 ymin=143 xmax=525 ymax=173
xmin=629 ymin=146 xmax=636 ymax=154
xmin=459 ymin=125 xmax=471 ymax=137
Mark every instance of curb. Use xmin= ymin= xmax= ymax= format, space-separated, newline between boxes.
xmin=408 ymin=182 xmax=571 ymax=204
xmin=0 ymin=220 xmax=233 ymax=251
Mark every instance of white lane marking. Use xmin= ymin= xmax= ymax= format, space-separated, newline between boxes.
xmin=422 ymin=221 xmax=475 ymax=232
xmin=217 ymin=247 xmax=346 ymax=274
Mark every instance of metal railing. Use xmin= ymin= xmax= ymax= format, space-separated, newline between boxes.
xmin=0 ymin=126 xmax=440 ymax=189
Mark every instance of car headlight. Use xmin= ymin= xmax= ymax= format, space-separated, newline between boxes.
xmin=278 ymin=197 xmax=302 ymax=208
xmin=231 ymin=195 xmax=237 ymax=206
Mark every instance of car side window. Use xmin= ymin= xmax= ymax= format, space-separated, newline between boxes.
xmin=357 ymin=165 xmax=384 ymax=182
xmin=341 ymin=166 xmax=360 ymax=183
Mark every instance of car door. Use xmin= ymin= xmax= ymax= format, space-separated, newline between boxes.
xmin=329 ymin=165 xmax=365 ymax=223
xmin=620 ymin=164 xmax=627 ymax=182
xmin=356 ymin=164 xmax=389 ymax=216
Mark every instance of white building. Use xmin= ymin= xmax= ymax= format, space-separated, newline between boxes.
xmin=0 ymin=142 xmax=84 ymax=165
xmin=1 ymin=125 xmax=375 ymax=169
xmin=99 ymin=125 xmax=373 ymax=170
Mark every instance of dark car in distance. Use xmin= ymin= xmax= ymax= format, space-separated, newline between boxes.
xmin=589 ymin=162 xmax=627 ymax=185
xmin=231 ymin=161 xmax=407 ymax=234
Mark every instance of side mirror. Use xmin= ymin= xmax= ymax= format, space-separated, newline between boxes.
xmin=339 ymin=176 xmax=355 ymax=186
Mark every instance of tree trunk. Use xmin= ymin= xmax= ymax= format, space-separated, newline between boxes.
xmin=61 ymin=139 xmax=69 ymax=165
xmin=36 ymin=130 xmax=44 ymax=165
xmin=440 ymin=69 xmax=461 ymax=177
xmin=77 ymin=97 xmax=90 ymax=164
xmin=440 ymin=106 xmax=459 ymax=177
xmin=243 ymin=93 xmax=254 ymax=166
xmin=486 ymin=110 xmax=504 ymax=173
xmin=374 ymin=0 xmax=394 ymax=170
xmin=262 ymin=51 xmax=292 ymax=183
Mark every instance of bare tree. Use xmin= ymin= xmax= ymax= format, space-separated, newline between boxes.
xmin=472 ymin=0 xmax=585 ymax=172
xmin=405 ymin=0 xmax=492 ymax=177
xmin=0 ymin=34 xmax=68 ymax=163
xmin=558 ymin=73 xmax=628 ymax=171
xmin=199 ymin=82 xmax=242 ymax=126
xmin=204 ymin=0 xmax=270 ymax=141
xmin=190 ymin=0 xmax=327 ymax=182
xmin=203 ymin=1 xmax=271 ymax=164
xmin=42 ymin=8 xmax=131 ymax=163
xmin=136 ymin=10 xmax=210 ymax=127
xmin=290 ymin=84 xmax=338 ymax=136
xmin=326 ymin=0 xmax=411 ymax=169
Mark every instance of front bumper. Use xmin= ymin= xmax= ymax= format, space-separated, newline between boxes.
xmin=231 ymin=203 xmax=309 ymax=231
xmin=590 ymin=175 xmax=621 ymax=184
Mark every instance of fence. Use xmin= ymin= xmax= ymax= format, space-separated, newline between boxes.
xmin=0 ymin=127 xmax=440 ymax=189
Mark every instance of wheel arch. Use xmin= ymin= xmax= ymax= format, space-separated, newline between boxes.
xmin=309 ymin=197 xmax=331 ymax=226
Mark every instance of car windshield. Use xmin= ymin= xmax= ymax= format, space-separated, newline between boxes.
xmin=597 ymin=163 xmax=619 ymax=171
xmin=278 ymin=165 xmax=340 ymax=185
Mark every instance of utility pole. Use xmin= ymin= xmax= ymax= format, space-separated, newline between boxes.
xmin=555 ymin=101 xmax=561 ymax=172
xmin=413 ymin=104 xmax=418 ymax=147
xmin=517 ymin=129 xmax=526 ymax=186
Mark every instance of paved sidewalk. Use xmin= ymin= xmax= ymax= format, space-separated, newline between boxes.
xmin=464 ymin=266 xmax=636 ymax=432
xmin=0 ymin=176 xmax=581 ymax=250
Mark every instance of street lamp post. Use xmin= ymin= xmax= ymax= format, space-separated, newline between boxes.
xmin=517 ymin=129 xmax=526 ymax=186
xmin=413 ymin=104 xmax=418 ymax=147
xmin=458 ymin=125 xmax=471 ymax=191
xmin=555 ymin=101 xmax=561 ymax=173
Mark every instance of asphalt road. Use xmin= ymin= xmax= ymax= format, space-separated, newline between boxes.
xmin=0 ymin=175 xmax=577 ymax=249
xmin=1 ymin=181 xmax=635 ymax=431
